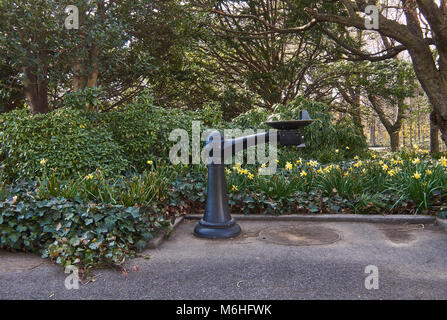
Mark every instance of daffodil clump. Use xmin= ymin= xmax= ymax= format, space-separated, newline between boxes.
xmin=223 ymin=149 xmax=447 ymax=212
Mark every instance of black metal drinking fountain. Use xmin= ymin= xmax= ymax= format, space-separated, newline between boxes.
xmin=193 ymin=111 xmax=313 ymax=239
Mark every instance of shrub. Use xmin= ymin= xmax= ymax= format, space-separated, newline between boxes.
xmin=231 ymin=97 xmax=368 ymax=163
xmin=100 ymin=93 xmax=194 ymax=171
xmin=62 ymin=87 xmax=105 ymax=112
xmin=0 ymin=108 xmax=128 ymax=181
xmin=0 ymin=183 xmax=172 ymax=274
xmin=272 ymin=97 xmax=368 ymax=162
xmin=100 ymin=92 xmax=225 ymax=171
xmin=231 ymin=107 xmax=269 ymax=129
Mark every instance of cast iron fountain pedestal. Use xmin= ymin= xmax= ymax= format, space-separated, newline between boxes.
xmin=194 ymin=111 xmax=313 ymax=239
xmin=193 ymin=163 xmax=241 ymax=238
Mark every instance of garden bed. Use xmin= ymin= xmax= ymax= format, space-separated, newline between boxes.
xmin=1 ymin=148 xmax=446 ymax=274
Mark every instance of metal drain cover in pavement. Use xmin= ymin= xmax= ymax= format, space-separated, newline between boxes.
xmin=259 ymin=225 xmax=341 ymax=246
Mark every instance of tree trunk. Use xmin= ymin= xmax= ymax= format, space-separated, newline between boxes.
xmin=86 ymin=44 xmax=99 ymax=88
xmin=352 ymin=110 xmax=364 ymax=137
xmin=390 ymin=131 xmax=400 ymax=152
xmin=417 ymin=105 xmax=421 ymax=144
xmin=406 ymin=46 xmax=447 ymax=148
xmin=73 ymin=61 xmax=86 ymax=91
xmin=22 ymin=67 xmax=49 ymax=114
xmin=367 ymin=94 xmax=403 ymax=151
xmin=402 ymin=123 xmax=406 ymax=147
xmin=430 ymin=110 xmax=447 ymax=150
xmin=305 ymin=0 xmax=447 ymax=148
xmin=369 ymin=118 xmax=376 ymax=146
xmin=430 ymin=113 xmax=440 ymax=154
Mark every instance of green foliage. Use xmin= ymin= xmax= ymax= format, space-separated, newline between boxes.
xmin=364 ymin=60 xmax=417 ymax=101
xmin=387 ymin=159 xmax=446 ymax=210
xmin=0 ymin=108 xmax=128 ymax=181
xmin=36 ymin=164 xmax=178 ymax=207
xmin=274 ymin=97 xmax=368 ymax=161
xmin=100 ymin=93 xmax=188 ymax=170
xmin=254 ymin=172 xmax=306 ymax=198
xmin=1 ymin=151 xmax=446 ymax=273
xmin=231 ymin=107 xmax=270 ymax=129
xmin=171 ymin=151 xmax=447 ymax=215
xmin=196 ymin=101 xmax=226 ymax=127
xmin=100 ymin=91 xmax=226 ymax=171
xmin=231 ymin=96 xmax=368 ymax=163
xmin=194 ymin=0 xmax=326 ymax=111
xmin=0 ymin=91 xmax=227 ymax=181
xmin=0 ymin=183 xmax=172 ymax=273
xmin=0 ymin=60 xmax=24 ymax=112
xmin=316 ymin=166 xmax=361 ymax=198
xmin=62 ymin=87 xmax=105 ymax=111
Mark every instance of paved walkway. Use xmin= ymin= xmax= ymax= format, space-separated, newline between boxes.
xmin=1 ymin=219 xmax=447 ymax=299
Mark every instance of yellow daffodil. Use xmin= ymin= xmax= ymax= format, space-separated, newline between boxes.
xmin=387 ymin=170 xmax=396 ymax=177
xmin=413 ymin=172 xmax=421 ymax=180
xmin=225 ymin=169 xmax=231 ymax=175
xmin=307 ymin=160 xmax=318 ymax=167
xmin=300 ymin=170 xmax=307 ymax=177
xmin=426 ymin=169 xmax=433 ymax=175
xmin=296 ymin=158 xmax=302 ymax=164
xmin=353 ymin=160 xmax=363 ymax=168
xmin=232 ymin=185 xmax=238 ymax=191
xmin=440 ymin=157 xmax=447 ymax=167
xmin=354 ymin=156 xmax=359 ymax=160
xmin=335 ymin=149 xmax=339 ymax=153
xmin=248 ymin=173 xmax=254 ymax=179
xmin=85 ymin=174 xmax=94 ymax=180
xmin=412 ymin=157 xmax=420 ymax=164
xmin=346 ymin=146 xmax=350 ymax=150
xmin=39 ymin=159 xmax=47 ymax=165
xmin=261 ymin=163 xmax=267 ymax=168
xmin=382 ymin=164 xmax=389 ymax=171
xmin=285 ymin=162 xmax=293 ymax=171
xmin=147 ymin=160 xmax=153 ymax=165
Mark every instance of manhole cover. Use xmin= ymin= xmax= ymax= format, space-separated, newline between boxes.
xmin=259 ymin=225 xmax=341 ymax=246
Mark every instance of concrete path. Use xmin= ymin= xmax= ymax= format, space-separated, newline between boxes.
xmin=1 ymin=219 xmax=446 ymax=299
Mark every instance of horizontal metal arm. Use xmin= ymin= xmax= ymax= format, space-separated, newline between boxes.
xmin=205 ymin=130 xmax=304 ymax=163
